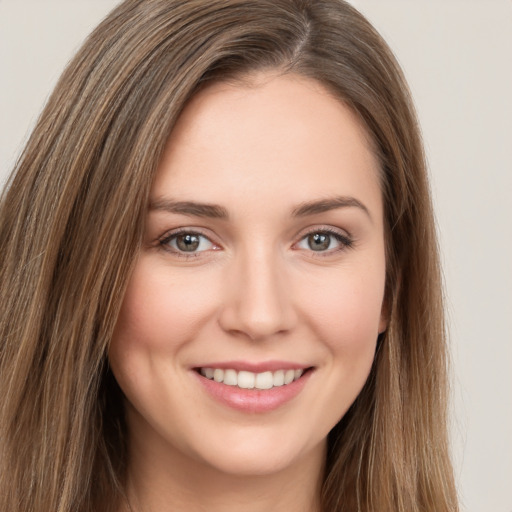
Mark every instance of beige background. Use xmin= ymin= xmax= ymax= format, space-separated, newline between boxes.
xmin=1 ymin=1 xmax=511 ymax=511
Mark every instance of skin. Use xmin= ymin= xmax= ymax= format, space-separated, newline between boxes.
xmin=110 ymin=71 xmax=387 ymax=512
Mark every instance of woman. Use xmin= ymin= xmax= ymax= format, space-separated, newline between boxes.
xmin=0 ymin=1 xmax=458 ymax=511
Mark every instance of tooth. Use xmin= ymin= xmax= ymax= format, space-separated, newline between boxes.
xmin=255 ymin=371 xmax=273 ymax=390
xmin=206 ymin=367 xmax=303 ymax=388
xmin=223 ymin=369 xmax=238 ymax=386
xmin=238 ymin=371 xmax=255 ymax=389
xmin=273 ymin=370 xmax=285 ymax=387
xmin=213 ymin=369 xmax=224 ymax=383
xmin=284 ymin=369 xmax=295 ymax=385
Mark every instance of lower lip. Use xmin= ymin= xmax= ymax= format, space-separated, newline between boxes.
xmin=193 ymin=370 xmax=312 ymax=413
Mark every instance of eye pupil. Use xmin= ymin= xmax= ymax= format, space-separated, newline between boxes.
xmin=177 ymin=234 xmax=200 ymax=252
xmin=308 ymin=233 xmax=330 ymax=251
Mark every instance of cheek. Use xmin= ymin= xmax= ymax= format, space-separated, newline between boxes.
xmin=298 ymin=262 xmax=385 ymax=422
xmin=300 ymin=260 xmax=386 ymax=352
xmin=108 ymin=259 xmax=219 ymax=417
xmin=108 ymin=259 xmax=222 ymax=407
xmin=278 ymin=260 xmax=386 ymax=445
xmin=111 ymin=259 xmax=219 ymax=354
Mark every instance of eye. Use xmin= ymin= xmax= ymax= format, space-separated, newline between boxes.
xmin=160 ymin=230 xmax=216 ymax=254
xmin=296 ymin=229 xmax=353 ymax=253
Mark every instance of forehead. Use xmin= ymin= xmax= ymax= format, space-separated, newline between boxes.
xmin=152 ymin=72 xmax=382 ymax=218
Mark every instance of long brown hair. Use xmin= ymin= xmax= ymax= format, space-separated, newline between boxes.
xmin=0 ymin=1 xmax=458 ymax=510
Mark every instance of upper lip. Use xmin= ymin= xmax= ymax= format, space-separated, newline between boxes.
xmin=192 ymin=360 xmax=312 ymax=373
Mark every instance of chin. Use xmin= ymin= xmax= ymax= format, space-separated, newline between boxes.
xmin=179 ymin=422 xmax=327 ymax=478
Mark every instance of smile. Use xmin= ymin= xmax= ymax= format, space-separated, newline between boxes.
xmin=193 ymin=364 xmax=313 ymax=413
xmin=199 ymin=367 xmax=304 ymax=390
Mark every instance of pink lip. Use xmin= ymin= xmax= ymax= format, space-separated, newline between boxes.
xmin=192 ymin=365 xmax=313 ymax=414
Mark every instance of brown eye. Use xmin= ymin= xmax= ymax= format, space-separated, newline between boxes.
xmin=296 ymin=229 xmax=353 ymax=254
xmin=176 ymin=233 xmax=200 ymax=252
xmin=307 ymin=233 xmax=331 ymax=251
xmin=162 ymin=231 xmax=215 ymax=254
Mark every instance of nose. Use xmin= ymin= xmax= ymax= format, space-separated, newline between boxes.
xmin=218 ymin=246 xmax=297 ymax=341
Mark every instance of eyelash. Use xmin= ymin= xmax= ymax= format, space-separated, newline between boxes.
xmin=158 ymin=227 xmax=354 ymax=259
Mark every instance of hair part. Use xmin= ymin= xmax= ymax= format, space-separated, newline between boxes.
xmin=0 ymin=1 xmax=458 ymax=511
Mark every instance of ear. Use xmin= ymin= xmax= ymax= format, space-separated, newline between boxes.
xmin=378 ymin=298 xmax=389 ymax=334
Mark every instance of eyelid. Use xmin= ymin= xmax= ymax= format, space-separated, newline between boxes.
xmin=156 ymin=225 xmax=354 ymax=259
xmin=158 ymin=227 xmax=221 ymax=257
xmin=293 ymin=225 xmax=354 ymax=254
xmin=294 ymin=224 xmax=352 ymax=240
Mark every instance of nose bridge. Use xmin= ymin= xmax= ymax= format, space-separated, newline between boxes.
xmin=219 ymin=241 xmax=296 ymax=340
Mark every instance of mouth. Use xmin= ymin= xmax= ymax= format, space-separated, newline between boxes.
xmin=195 ymin=367 xmax=311 ymax=390
xmin=192 ymin=361 xmax=314 ymax=412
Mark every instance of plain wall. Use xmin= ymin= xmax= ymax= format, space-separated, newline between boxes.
xmin=1 ymin=1 xmax=511 ymax=511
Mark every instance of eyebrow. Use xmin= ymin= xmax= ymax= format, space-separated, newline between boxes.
xmin=149 ymin=195 xmax=371 ymax=220
xmin=149 ymin=199 xmax=229 ymax=218
xmin=291 ymin=196 xmax=371 ymax=220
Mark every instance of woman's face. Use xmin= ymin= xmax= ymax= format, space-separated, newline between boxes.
xmin=110 ymin=73 xmax=387 ymax=477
